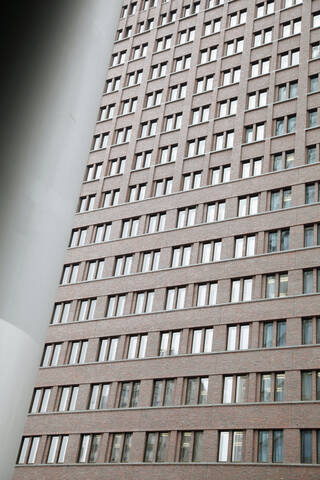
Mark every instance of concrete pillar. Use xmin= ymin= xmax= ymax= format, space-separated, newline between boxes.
xmin=0 ymin=1 xmax=121 ymax=478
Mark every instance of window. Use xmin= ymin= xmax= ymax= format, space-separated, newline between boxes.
xmin=191 ymin=327 xmax=214 ymax=353
xmin=199 ymin=46 xmax=217 ymax=64
xmin=303 ymin=268 xmax=320 ymax=294
xmin=68 ymin=340 xmax=88 ymax=365
xmin=127 ymin=183 xmax=147 ymax=202
xmin=163 ymin=113 xmax=182 ymax=132
xmin=144 ymin=432 xmax=169 ymax=462
xmin=165 ymin=286 xmax=186 ymax=310
xmin=221 ymin=67 xmax=241 ymax=85
xmin=78 ymin=194 xmax=95 ymax=212
xmin=191 ymin=105 xmax=210 ymax=124
xmin=104 ymin=76 xmax=121 ymax=93
xmin=85 ymin=259 xmax=104 ymax=280
xmin=93 ymin=223 xmax=111 ymax=243
xmin=262 ymin=320 xmax=286 ymax=348
xmin=145 ymin=90 xmax=162 ymax=108
xmin=131 ymin=43 xmax=148 ymax=60
xmin=311 ymin=42 xmax=320 ymax=60
xmin=147 ymin=212 xmax=166 ymax=233
xmin=182 ymin=2 xmax=200 ymax=17
xmin=155 ymin=35 xmax=172 ymax=52
xmin=106 ymin=294 xmax=126 ymax=317
xmin=85 ymin=163 xmax=102 ymax=181
xmin=133 ymin=291 xmax=154 ymax=314
xmin=17 ymin=436 xmax=40 ymax=464
xmin=267 ymin=229 xmax=290 ymax=252
xmin=241 ymin=158 xmax=262 ymax=177
xmin=99 ymin=104 xmax=115 ymax=121
xmin=234 ymin=235 xmax=256 ymax=257
xmin=187 ymin=137 xmax=206 ymax=156
xmin=159 ymin=331 xmax=181 ymax=356
xmin=244 ymin=123 xmax=265 ymax=143
xmin=207 ymin=0 xmax=224 ymax=6
xmin=101 ymin=189 xmax=120 ymax=208
xmin=272 ymin=150 xmax=294 ymax=171
xmin=152 ymin=379 xmax=175 ymax=406
xmin=301 ymin=430 xmax=315 ymax=464
xmin=88 ymin=384 xmax=110 ymax=409
xmin=151 ymin=62 xmax=167 ymax=79
xmin=281 ymin=18 xmax=301 ymax=37
xmin=153 ymin=177 xmax=173 ymax=196
xmin=218 ymin=431 xmax=244 ymax=462
xmin=270 ymin=188 xmax=291 ymax=210
xmin=306 ymin=182 xmax=320 ymax=204
xmin=159 ymin=144 xmax=178 ymax=164
xmin=111 ymin=50 xmax=126 ymax=66
xmin=171 ymin=245 xmax=192 ymax=267
xmin=142 ymin=0 xmax=158 ymax=9
xmin=231 ymin=278 xmax=253 ymax=302
xmin=178 ymin=27 xmax=195 ymax=44
xmin=277 ymin=81 xmax=298 ymax=102
xmin=215 ymin=130 xmax=234 ymax=150
xmin=173 ymin=54 xmax=191 ymax=72
xmin=41 ymin=343 xmax=61 ymax=367
xmin=250 ymin=58 xmax=270 ymax=77
xmin=139 ymin=119 xmax=157 ymax=138
xmin=97 ymin=337 xmax=119 ymax=362
xmin=256 ymin=1 xmax=274 ymax=18
xmin=29 ymin=388 xmax=51 ymax=413
xmin=279 ymin=49 xmax=299 ymax=68
xmin=120 ymin=97 xmax=137 ymax=115
xmin=211 ymin=165 xmax=231 ymax=184
xmin=51 ymin=301 xmax=71 ymax=324
xmin=200 ymin=240 xmax=222 ymax=263
xmin=114 ymin=126 xmax=132 ymax=144
xmin=121 ymin=217 xmax=140 ymax=237
xmin=203 ymin=18 xmax=221 ymax=35
xmin=126 ymin=69 xmax=143 ymax=87
xmin=258 ymin=430 xmax=283 ymax=463
xmin=304 ymin=224 xmax=320 ymax=247
xmin=159 ymin=9 xmax=176 ymax=25
xmin=182 ymin=171 xmax=202 ymax=190
xmin=57 ymin=385 xmax=79 ymax=411
xmin=283 ymin=0 xmax=302 ymax=7
xmin=224 ymin=37 xmax=244 ymax=56
xmin=69 ymin=227 xmax=87 ymax=247
xmin=169 ymin=83 xmax=187 ymax=102
xmin=228 ymin=9 xmax=247 ymax=27
xmin=218 ymin=98 xmax=237 ymax=118
xmin=179 ymin=431 xmax=203 ymax=462
xmin=253 ymin=28 xmax=272 ymax=47
xmin=265 ymin=272 xmax=288 ymax=298
xmin=308 ymin=109 xmax=318 ymax=128
xmin=185 ymin=377 xmax=209 ymax=405
xmin=195 ymin=74 xmax=214 ymax=93
xmin=134 ymin=150 xmax=152 ymax=170
xmin=227 ymin=324 xmax=250 ymax=350
xmin=260 ymin=373 xmax=285 ymax=401
xmin=309 ymin=74 xmax=319 ymax=93
xmin=205 ymin=201 xmax=226 ymax=222
xmin=222 ymin=376 xmax=247 ymax=403
xmin=238 ymin=195 xmax=259 ymax=216
xmin=196 ymin=282 xmax=217 ymax=306
xmin=127 ymin=334 xmax=148 ymax=359
xmin=109 ymin=433 xmax=132 ymax=463
xmin=177 ymin=206 xmax=197 ymax=227
xmin=46 ymin=435 xmax=69 ymax=464
xmin=78 ymin=434 xmax=101 ymax=463
xmin=118 ymin=381 xmax=140 ymax=408
xmin=114 ymin=255 xmax=133 ymax=276
xmin=136 ymin=18 xmax=154 ymax=32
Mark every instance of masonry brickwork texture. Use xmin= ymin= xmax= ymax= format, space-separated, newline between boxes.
xmin=13 ymin=0 xmax=320 ymax=479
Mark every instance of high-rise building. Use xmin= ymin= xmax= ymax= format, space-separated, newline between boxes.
xmin=13 ymin=0 xmax=320 ymax=478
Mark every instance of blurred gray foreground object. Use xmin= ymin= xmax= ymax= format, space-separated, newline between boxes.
xmin=0 ymin=1 xmax=121 ymax=478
